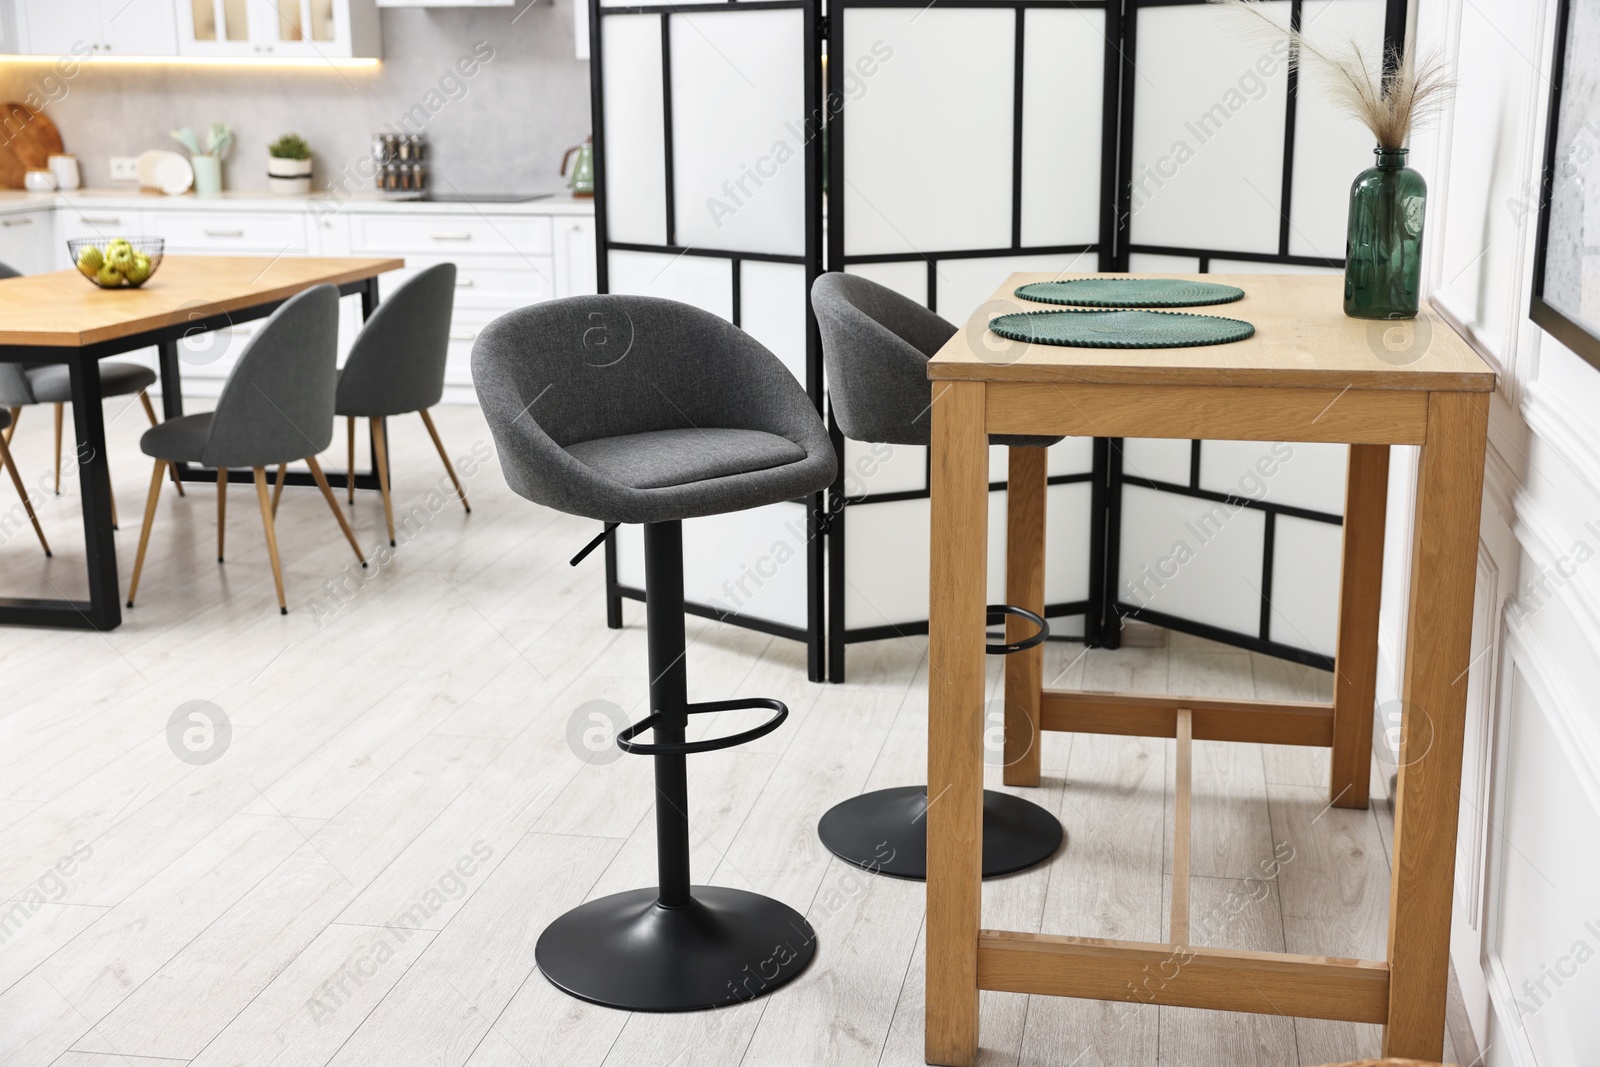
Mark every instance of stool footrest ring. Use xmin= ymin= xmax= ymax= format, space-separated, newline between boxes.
xmin=986 ymin=604 xmax=1049 ymax=656
xmin=617 ymin=697 xmax=788 ymax=756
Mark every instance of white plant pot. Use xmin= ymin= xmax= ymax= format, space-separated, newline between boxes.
xmin=267 ymin=156 xmax=312 ymax=195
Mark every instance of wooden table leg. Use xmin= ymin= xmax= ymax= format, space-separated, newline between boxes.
xmin=1383 ymin=391 xmax=1488 ymax=1059
xmin=1004 ymin=445 xmax=1048 ymax=788
xmin=927 ymin=381 xmax=989 ymax=1067
xmin=1330 ymin=443 xmax=1389 ymax=808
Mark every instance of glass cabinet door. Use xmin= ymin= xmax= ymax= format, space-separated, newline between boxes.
xmin=180 ymin=0 xmax=255 ymax=55
xmin=258 ymin=0 xmax=345 ymax=56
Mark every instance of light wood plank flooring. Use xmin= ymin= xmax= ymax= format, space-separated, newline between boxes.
xmin=0 ymin=402 xmax=1473 ymax=1066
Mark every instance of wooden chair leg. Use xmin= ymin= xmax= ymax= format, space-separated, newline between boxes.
xmin=272 ymin=462 xmax=287 ymax=518
xmin=419 ymin=408 xmax=470 ymax=514
xmin=125 ymin=460 xmax=167 ymax=607
xmin=217 ymin=467 xmax=227 ymax=563
xmin=0 ymin=430 xmax=50 ymax=556
xmin=4 ymin=406 xmax=18 ymax=443
xmin=138 ymin=390 xmax=184 ymax=497
xmin=52 ymin=403 xmax=63 ymax=495
xmin=370 ymin=418 xmax=396 ymax=547
xmin=253 ymin=467 xmax=288 ymax=615
xmin=307 ymin=455 xmax=366 ymax=567
xmin=108 ymin=468 xmax=118 ymax=530
xmin=347 ymin=415 xmax=356 ymax=505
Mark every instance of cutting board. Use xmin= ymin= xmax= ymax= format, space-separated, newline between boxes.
xmin=0 ymin=104 xmax=65 ymax=188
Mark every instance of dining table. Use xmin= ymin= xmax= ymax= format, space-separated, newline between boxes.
xmin=0 ymin=254 xmax=403 ymax=631
xmin=924 ymin=272 xmax=1496 ymax=1065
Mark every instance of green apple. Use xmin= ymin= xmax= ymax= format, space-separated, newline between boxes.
xmin=95 ymin=262 xmax=123 ymax=287
xmin=124 ymin=254 xmax=151 ymax=285
xmin=108 ymin=245 xmax=134 ymax=270
xmin=76 ymin=245 xmax=103 ymax=277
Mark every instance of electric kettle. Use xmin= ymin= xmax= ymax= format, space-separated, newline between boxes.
xmin=561 ymin=137 xmax=594 ymax=198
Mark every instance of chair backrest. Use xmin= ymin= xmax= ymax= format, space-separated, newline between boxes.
xmin=0 ymin=260 xmax=20 ymax=280
xmin=0 ymin=261 xmax=30 ymax=404
xmin=202 ymin=284 xmax=340 ymax=469
xmin=336 ymin=262 xmax=455 ymax=417
xmin=810 ymin=272 xmax=956 ymax=447
xmin=472 ymin=294 xmax=827 ymax=510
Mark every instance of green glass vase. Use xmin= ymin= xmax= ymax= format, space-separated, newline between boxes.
xmin=1343 ymin=147 xmax=1427 ymax=319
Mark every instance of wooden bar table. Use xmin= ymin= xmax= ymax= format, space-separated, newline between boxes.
xmin=924 ymin=273 xmax=1494 ymax=1065
xmin=0 ymin=255 xmax=401 ymax=631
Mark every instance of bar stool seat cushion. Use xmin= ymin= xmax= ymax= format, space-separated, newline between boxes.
xmin=139 ymin=412 xmax=213 ymax=464
xmin=567 ymin=428 xmax=806 ymax=491
xmin=23 ymin=361 xmax=158 ymax=404
xmin=474 ymin=295 xmax=836 ymax=524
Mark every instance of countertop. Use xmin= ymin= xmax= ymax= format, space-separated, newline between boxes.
xmin=0 ymin=189 xmax=596 ymax=216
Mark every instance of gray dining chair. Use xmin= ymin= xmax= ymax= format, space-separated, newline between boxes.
xmin=0 ymin=407 xmax=50 ymax=556
xmin=0 ymin=258 xmax=184 ymax=524
xmin=474 ymin=294 xmax=835 ymax=1013
xmin=126 ymin=285 xmax=365 ymax=615
xmin=809 ymin=270 xmax=1064 ymax=881
xmin=337 ymin=262 xmax=469 ymax=547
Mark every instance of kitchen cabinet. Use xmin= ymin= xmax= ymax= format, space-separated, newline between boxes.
xmin=176 ymin=0 xmax=379 ymax=59
xmin=16 ymin=0 xmax=178 ymax=56
xmin=0 ymin=209 xmax=54 ymax=275
xmin=554 ymin=216 xmax=597 ymax=298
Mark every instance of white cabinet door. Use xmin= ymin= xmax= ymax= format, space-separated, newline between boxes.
xmin=177 ymin=0 xmax=264 ymax=56
xmin=0 ymin=211 xmax=54 ymax=275
xmin=100 ymin=0 xmax=177 ymax=55
xmin=17 ymin=1 xmax=99 ymax=54
xmin=554 ymin=216 xmax=597 ymax=298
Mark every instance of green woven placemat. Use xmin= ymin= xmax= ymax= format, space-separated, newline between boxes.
xmin=988 ymin=309 xmax=1255 ymax=349
xmin=1016 ymin=278 xmax=1245 ymax=308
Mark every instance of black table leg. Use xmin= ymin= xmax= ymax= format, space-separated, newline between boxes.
xmin=70 ymin=356 xmax=121 ymax=630
xmin=157 ymin=338 xmax=184 ymax=421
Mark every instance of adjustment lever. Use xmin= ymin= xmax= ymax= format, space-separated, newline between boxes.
xmin=570 ymin=522 xmax=619 ymax=567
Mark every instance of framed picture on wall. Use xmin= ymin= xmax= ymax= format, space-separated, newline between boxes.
xmin=1532 ymin=0 xmax=1600 ymax=368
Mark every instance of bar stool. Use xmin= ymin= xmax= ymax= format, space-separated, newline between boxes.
xmin=811 ymin=271 xmax=1064 ymax=880
xmin=473 ymin=294 xmax=837 ymax=1011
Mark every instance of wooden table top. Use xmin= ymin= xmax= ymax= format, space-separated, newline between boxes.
xmin=929 ymin=273 xmax=1497 ymax=393
xmin=0 ymin=255 xmax=405 ymax=348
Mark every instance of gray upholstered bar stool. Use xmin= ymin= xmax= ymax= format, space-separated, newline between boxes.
xmin=811 ymin=271 xmax=1065 ymax=880
xmin=337 ymin=263 xmax=471 ymax=546
xmin=474 ymin=294 xmax=835 ymax=1012
xmin=127 ymin=285 xmax=365 ymax=614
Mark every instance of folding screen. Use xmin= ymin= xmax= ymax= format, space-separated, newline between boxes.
xmin=588 ymin=0 xmax=827 ymax=679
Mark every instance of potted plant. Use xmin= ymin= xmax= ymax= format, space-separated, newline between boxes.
xmin=267 ymin=133 xmax=313 ymax=196
xmin=171 ymin=122 xmax=234 ymax=197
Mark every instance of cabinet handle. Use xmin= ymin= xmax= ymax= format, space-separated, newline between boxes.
xmin=449 ymin=329 xmax=477 ymax=341
xmin=204 ymin=228 xmax=245 ymax=237
xmin=79 ymin=217 xmax=121 ymax=225
xmin=2 ymin=218 xmax=34 ymax=227
xmin=430 ymin=232 xmax=472 ymax=241
xmin=455 ymin=278 xmax=474 ymax=287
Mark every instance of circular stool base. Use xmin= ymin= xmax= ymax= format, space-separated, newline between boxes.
xmin=817 ymin=785 xmax=1064 ymax=880
xmin=535 ymin=886 xmax=817 ymax=1012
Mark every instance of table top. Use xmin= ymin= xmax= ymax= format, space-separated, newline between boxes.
xmin=929 ymin=273 xmax=1497 ymax=393
xmin=0 ymin=255 xmax=404 ymax=348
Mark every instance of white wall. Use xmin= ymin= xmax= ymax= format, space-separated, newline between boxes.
xmin=1399 ymin=1 xmax=1600 ymax=1063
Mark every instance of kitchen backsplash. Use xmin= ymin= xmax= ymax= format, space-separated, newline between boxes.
xmin=0 ymin=5 xmax=590 ymax=194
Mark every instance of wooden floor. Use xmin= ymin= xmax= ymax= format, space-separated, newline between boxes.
xmin=0 ymin=402 xmax=1475 ymax=1067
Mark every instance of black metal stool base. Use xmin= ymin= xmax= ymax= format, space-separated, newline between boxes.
xmin=817 ymin=785 xmax=1064 ymax=880
xmin=535 ymin=886 xmax=817 ymax=1011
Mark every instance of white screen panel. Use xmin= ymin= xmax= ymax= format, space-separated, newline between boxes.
xmin=844 ymin=261 xmax=926 ymax=305
xmin=843 ymin=8 xmax=1014 ymax=255
xmin=1210 ymin=259 xmax=1339 ymax=275
xmin=1044 ymin=481 xmax=1093 ymax=604
xmin=738 ymin=260 xmax=807 ymax=384
xmin=1121 ymin=437 xmax=1190 ymax=485
xmin=1199 ymin=440 xmax=1347 ymax=515
xmin=1047 ymin=437 xmax=1094 ymax=476
xmin=1020 ymin=7 xmax=1105 ymax=247
xmin=1266 ymin=514 xmax=1339 ymax=655
xmin=1496 ymin=671 xmax=1600 ymax=1067
xmin=1129 ymin=253 xmax=1200 ymax=273
xmin=671 ymin=10 xmax=807 ymax=256
xmin=1289 ymin=0 xmax=1387 ymax=259
xmin=1129 ymin=2 xmax=1291 ymax=254
xmin=1118 ymin=483 xmax=1265 ymax=634
xmin=842 ymin=437 xmax=925 ymax=498
xmin=607 ymin=249 xmax=733 ymax=320
xmin=934 ymin=250 xmax=1100 ymax=325
xmin=616 ymin=502 xmax=810 ymax=629
xmin=602 ymin=15 xmax=668 ymax=246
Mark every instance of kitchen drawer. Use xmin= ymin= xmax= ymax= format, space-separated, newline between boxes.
xmin=351 ymin=214 xmax=552 ymax=257
xmin=378 ymin=254 xmax=554 ymax=304
xmin=0 ymin=210 xmax=54 ymax=275
xmin=58 ymin=209 xmax=148 ymax=244
xmin=147 ymin=211 xmax=310 ymax=252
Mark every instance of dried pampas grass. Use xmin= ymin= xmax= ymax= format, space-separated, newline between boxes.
xmin=1208 ymin=0 xmax=1454 ymax=149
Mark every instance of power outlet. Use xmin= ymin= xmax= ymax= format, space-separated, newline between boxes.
xmin=109 ymin=157 xmax=139 ymax=181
